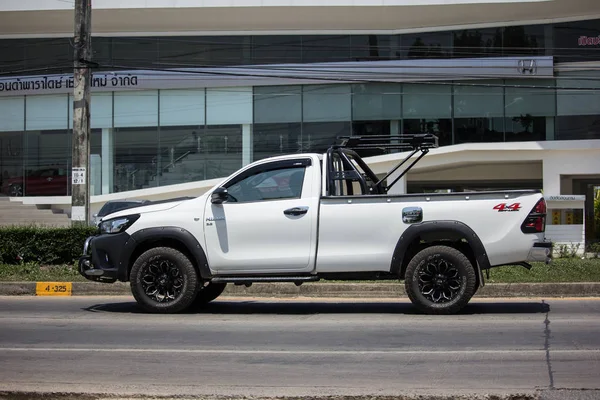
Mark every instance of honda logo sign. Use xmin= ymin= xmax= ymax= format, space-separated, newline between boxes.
xmin=518 ymin=59 xmax=537 ymax=75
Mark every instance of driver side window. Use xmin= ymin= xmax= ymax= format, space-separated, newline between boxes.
xmin=225 ymin=165 xmax=306 ymax=203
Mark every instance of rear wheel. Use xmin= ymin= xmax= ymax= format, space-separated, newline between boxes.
xmin=130 ymin=247 xmax=199 ymax=313
xmin=9 ymin=184 xmax=23 ymax=197
xmin=404 ymin=245 xmax=477 ymax=315
xmin=192 ymin=281 xmax=227 ymax=307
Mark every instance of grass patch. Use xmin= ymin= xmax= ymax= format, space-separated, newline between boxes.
xmin=487 ymin=258 xmax=600 ymax=283
xmin=0 ymin=263 xmax=88 ymax=282
xmin=0 ymin=258 xmax=599 ymax=283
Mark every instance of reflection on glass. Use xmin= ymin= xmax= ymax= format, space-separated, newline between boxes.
xmin=455 ymin=118 xmax=504 ymax=143
xmin=23 ymin=130 xmax=70 ymax=196
xmin=0 ymin=131 xmax=24 ymax=197
xmin=504 ymin=116 xmax=546 ymax=142
xmin=113 ymin=127 xmax=159 ymax=192
xmin=301 ymin=122 xmax=351 ymax=153
xmin=403 ymin=119 xmax=452 ymax=146
xmin=557 ymin=115 xmax=600 ymax=140
xmin=156 ymin=125 xmax=243 ymax=185
xmin=452 ymin=28 xmax=502 ymax=58
xmin=253 ymin=123 xmax=301 ymax=162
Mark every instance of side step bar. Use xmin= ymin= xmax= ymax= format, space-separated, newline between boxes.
xmin=211 ymin=275 xmax=320 ymax=286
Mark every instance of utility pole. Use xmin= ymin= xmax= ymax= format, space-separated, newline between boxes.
xmin=71 ymin=0 xmax=92 ymax=226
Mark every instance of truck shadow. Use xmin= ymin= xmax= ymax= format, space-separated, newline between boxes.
xmin=83 ymin=299 xmax=550 ymax=315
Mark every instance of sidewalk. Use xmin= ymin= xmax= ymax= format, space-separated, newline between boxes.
xmin=1 ymin=281 xmax=599 ymax=297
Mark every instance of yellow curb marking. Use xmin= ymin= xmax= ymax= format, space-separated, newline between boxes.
xmin=36 ymin=282 xmax=72 ymax=296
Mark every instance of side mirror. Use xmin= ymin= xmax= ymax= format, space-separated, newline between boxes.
xmin=211 ymin=187 xmax=229 ymax=204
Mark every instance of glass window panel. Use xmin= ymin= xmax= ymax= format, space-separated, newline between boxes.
xmin=206 ymin=87 xmax=253 ymax=125
xmin=403 ymin=119 xmax=452 ymax=147
xmin=502 ymin=25 xmax=546 ymax=56
xmin=160 ymin=89 xmax=205 ymax=127
xmin=504 ymin=116 xmax=546 ymax=142
xmin=25 ymin=38 xmax=71 ymax=71
xmin=557 ymin=71 xmax=600 ymax=116
xmin=403 ymin=83 xmax=452 ymax=119
xmin=23 ymin=129 xmax=71 ymax=196
xmin=452 ymin=28 xmax=502 ymax=58
xmin=350 ymin=35 xmax=391 ymax=61
xmin=112 ymin=37 xmax=158 ymax=68
xmin=114 ymin=90 xmax=158 ymax=128
xmin=68 ymin=93 xmax=113 ymax=129
xmin=158 ymin=37 xmax=210 ymax=67
xmin=505 ymin=79 xmax=556 ymax=117
xmin=302 ymin=35 xmax=352 ymax=63
xmin=455 ymin=117 xmax=504 ymax=143
xmin=301 ymin=121 xmax=351 ymax=153
xmin=553 ymin=19 xmax=600 ymax=63
xmin=453 ymin=81 xmax=504 ymax=118
xmin=252 ymin=36 xmax=302 ymax=64
xmin=400 ymin=32 xmax=452 ymax=59
xmin=352 ymin=83 xmax=401 ymax=121
xmin=557 ymin=115 xmax=600 ymax=140
xmin=26 ymin=95 xmax=68 ymax=131
xmin=253 ymin=123 xmax=302 ymax=161
xmin=203 ymin=125 xmax=243 ymax=179
xmin=0 ymin=130 xmax=25 ymax=196
xmin=254 ymin=86 xmax=301 ymax=124
xmin=205 ymin=36 xmax=251 ymax=65
xmin=0 ymin=39 xmax=26 ymax=75
xmin=157 ymin=125 xmax=206 ymax=186
xmin=0 ymin=96 xmax=24 ymax=132
xmin=113 ymin=126 xmax=159 ymax=192
xmin=92 ymin=37 xmax=113 ymax=70
xmin=303 ymin=84 xmax=351 ymax=122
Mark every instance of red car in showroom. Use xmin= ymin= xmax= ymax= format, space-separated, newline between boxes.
xmin=1 ymin=168 xmax=70 ymax=197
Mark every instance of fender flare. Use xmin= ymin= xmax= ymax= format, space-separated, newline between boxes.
xmin=118 ymin=226 xmax=212 ymax=281
xmin=390 ymin=220 xmax=491 ymax=278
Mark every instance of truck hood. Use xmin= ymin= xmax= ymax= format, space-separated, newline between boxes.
xmin=100 ymin=196 xmax=196 ymax=221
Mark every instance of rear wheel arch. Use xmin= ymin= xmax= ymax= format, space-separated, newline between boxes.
xmin=122 ymin=227 xmax=212 ymax=282
xmin=391 ymin=221 xmax=490 ymax=284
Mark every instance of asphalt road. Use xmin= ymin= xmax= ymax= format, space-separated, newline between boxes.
xmin=1 ymin=295 xmax=600 ymax=399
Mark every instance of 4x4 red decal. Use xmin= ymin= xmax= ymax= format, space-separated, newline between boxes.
xmin=493 ymin=203 xmax=521 ymax=212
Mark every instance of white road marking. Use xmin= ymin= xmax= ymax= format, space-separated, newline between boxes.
xmin=1 ymin=347 xmax=599 ymax=355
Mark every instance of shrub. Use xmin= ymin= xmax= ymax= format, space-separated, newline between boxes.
xmin=0 ymin=226 xmax=97 ymax=265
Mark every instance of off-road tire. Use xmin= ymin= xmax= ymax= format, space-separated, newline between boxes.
xmin=191 ymin=282 xmax=227 ymax=307
xmin=404 ymin=245 xmax=477 ymax=315
xmin=130 ymin=247 xmax=199 ymax=313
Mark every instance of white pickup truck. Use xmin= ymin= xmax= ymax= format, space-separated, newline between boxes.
xmin=79 ymin=134 xmax=552 ymax=315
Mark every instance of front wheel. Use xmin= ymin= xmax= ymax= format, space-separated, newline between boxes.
xmin=130 ymin=247 xmax=200 ymax=313
xmin=404 ymin=245 xmax=477 ymax=315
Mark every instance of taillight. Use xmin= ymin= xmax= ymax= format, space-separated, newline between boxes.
xmin=521 ymin=198 xmax=547 ymax=234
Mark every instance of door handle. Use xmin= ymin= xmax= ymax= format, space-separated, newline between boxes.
xmin=284 ymin=206 xmax=309 ymax=216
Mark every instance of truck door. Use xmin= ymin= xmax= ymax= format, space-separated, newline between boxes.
xmin=203 ymin=157 xmax=319 ymax=275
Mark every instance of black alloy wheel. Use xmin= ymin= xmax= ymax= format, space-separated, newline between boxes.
xmin=405 ymin=245 xmax=477 ymax=315
xmin=130 ymin=247 xmax=199 ymax=313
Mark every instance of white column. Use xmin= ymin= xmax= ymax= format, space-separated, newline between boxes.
xmin=387 ymin=120 xmax=406 ymax=194
xmin=542 ymin=157 xmax=561 ymax=195
xmin=101 ymin=128 xmax=114 ymax=194
xmin=386 ymin=169 xmax=407 ymax=195
xmin=242 ymin=124 xmax=253 ymax=166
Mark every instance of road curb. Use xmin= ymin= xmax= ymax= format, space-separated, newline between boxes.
xmin=1 ymin=281 xmax=599 ymax=297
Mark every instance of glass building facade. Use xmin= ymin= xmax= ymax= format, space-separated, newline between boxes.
xmin=0 ymin=19 xmax=599 ymax=197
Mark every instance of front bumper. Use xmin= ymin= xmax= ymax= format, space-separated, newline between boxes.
xmin=526 ymin=240 xmax=553 ymax=264
xmin=78 ymin=232 xmax=132 ymax=283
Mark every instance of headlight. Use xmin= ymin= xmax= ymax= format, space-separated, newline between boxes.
xmin=99 ymin=214 xmax=139 ymax=234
